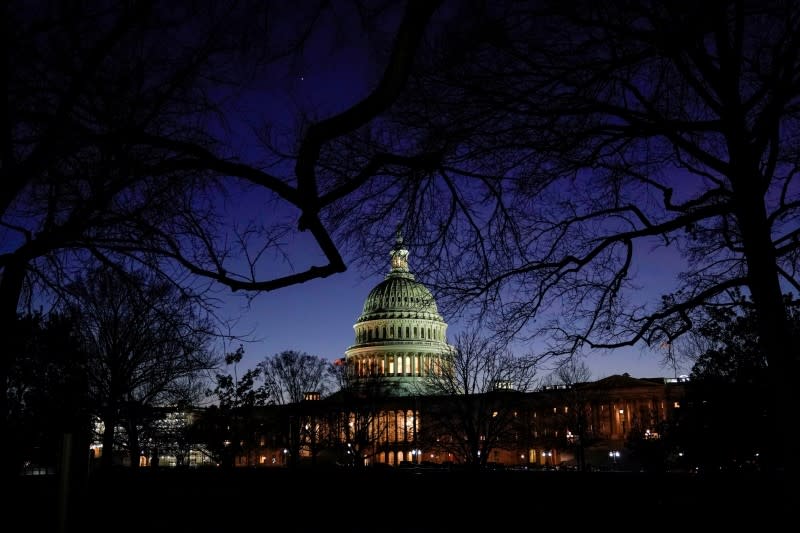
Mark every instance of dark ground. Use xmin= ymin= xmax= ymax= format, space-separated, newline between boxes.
xmin=11 ymin=467 xmax=789 ymax=532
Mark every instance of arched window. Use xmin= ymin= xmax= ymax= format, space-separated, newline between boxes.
xmin=406 ymin=410 xmax=416 ymax=440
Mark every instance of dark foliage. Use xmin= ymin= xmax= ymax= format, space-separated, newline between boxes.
xmin=8 ymin=312 xmax=88 ymax=474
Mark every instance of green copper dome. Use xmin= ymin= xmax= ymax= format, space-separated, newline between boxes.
xmin=345 ymin=231 xmax=453 ymax=397
xmin=357 ymin=233 xmax=441 ymax=322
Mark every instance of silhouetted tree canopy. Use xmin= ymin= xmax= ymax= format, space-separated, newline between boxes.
xmin=5 ymin=0 xmax=799 ymax=485
xmin=8 ymin=312 xmax=87 ymax=473
xmin=209 ymin=345 xmax=267 ymax=409
xmin=64 ymin=266 xmax=219 ymax=468
xmin=2 ymin=0 xmax=439 ymax=473
xmin=316 ymin=1 xmax=800 ymax=477
xmin=542 ymin=360 xmax=594 ymax=471
xmin=689 ymin=293 xmax=800 ymax=383
xmin=418 ymin=331 xmax=539 ymax=467
xmin=668 ymin=294 xmax=800 ymax=472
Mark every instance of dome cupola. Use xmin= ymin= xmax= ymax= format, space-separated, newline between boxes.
xmin=359 ymin=232 xmax=440 ymax=321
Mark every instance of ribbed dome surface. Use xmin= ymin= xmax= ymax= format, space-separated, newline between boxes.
xmin=355 ymin=232 xmax=443 ymax=323
xmin=361 ymin=276 xmax=439 ymax=317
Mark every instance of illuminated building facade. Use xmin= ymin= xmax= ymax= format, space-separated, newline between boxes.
xmin=235 ymin=236 xmax=687 ymax=469
xmin=96 ymin=236 xmax=687 ymax=470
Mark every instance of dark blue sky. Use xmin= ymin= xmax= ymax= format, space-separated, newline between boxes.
xmin=222 ymin=237 xmax=690 ymax=381
xmin=209 ymin=5 xmax=693 ymax=381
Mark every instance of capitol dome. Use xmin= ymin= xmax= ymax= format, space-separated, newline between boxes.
xmin=359 ymin=268 xmax=439 ymax=322
xmin=345 ymin=232 xmax=453 ymax=395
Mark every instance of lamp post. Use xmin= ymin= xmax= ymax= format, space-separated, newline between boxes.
xmin=609 ymin=450 xmax=620 ymax=469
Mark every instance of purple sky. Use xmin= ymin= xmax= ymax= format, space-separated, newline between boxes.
xmin=222 ymin=241 xmax=691 ymax=381
xmin=212 ymin=7 xmax=693 ymax=382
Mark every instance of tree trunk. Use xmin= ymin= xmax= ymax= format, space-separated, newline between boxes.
xmin=733 ymin=179 xmax=795 ymax=508
xmin=0 ymin=261 xmax=26 ymax=479
xmin=100 ymin=410 xmax=116 ymax=469
xmin=127 ymin=417 xmax=140 ymax=469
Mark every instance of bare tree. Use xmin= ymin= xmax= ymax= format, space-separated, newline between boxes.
xmin=257 ymin=350 xmax=334 ymax=466
xmin=327 ymin=361 xmax=394 ymax=467
xmin=65 ymin=266 xmax=219 ymax=469
xmin=320 ymin=1 xmax=800 ymax=478
xmin=203 ymin=345 xmax=267 ymax=467
xmin=258 ymin=350 xmax=333 ymax=405
xmin=418 ymin=331 xmax=540 ymax=467
xmin=545 ymin=360 xmax=594 ymax=471
xmin=1 ymin=1 xmax=441 ymax=469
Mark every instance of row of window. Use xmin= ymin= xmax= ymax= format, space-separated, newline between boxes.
xmin=356 ymin=323 xmax=444 ymax=343
xmin=350 ymin=354 xmax=443 ymax=376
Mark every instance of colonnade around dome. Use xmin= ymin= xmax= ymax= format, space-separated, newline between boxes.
xmin=347 ymin=350 xmax=446 ymax=378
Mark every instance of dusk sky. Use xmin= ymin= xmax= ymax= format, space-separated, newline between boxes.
xmin=0 ymin=2 xmax=700 ymax=383
xmin=208 ymin=5 xmax=693 ymax=381
xmin=6 ymin=6 xmax=793 ymax=524
xmin=222 ymin=239 xmax=692 ymax=381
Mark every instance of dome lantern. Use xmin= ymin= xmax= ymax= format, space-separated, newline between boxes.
xmin=390 ymin=230 xmax=410 ymax=274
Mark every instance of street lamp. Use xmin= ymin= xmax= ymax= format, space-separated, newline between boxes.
xmin=609 ymin=450 xmax=620 ymax=468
